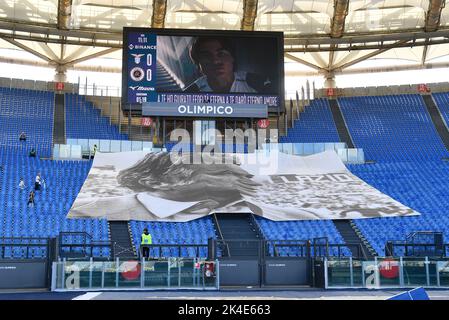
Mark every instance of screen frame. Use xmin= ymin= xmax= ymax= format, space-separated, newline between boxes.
xmin=122 ymin=27 xmax=285 ymax=115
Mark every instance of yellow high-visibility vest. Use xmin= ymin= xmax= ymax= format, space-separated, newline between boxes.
xmin=141 ymin=233 xmax=152 ymax=245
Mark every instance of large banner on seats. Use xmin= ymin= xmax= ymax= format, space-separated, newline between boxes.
xmin=68 ymin=150 xmax=419 ymax=222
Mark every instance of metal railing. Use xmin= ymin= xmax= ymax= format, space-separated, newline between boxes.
xmin=113 ymin=242 xmax=136 ymax=258
xmin=212 ymin=213 xmax=230 ymax=257
xmin=324 ymin=256 xmax=449 ymax=289
xmin=58 ymin=232 xmax=112 ymax=260
xmin=249 ymin=214 xmax=265 ymax=240
xmin=314 ymin=82 xmax=449 ymax=99
xmin=78 ymin=83 xmax=121 ymax=98
xmin=52 ymin=257 xmax=219 ymax=291
xmin=0 ymin=237 xmax=50 ymax=259
xmin=406 ymin=231 xmax=443 ymax=244
xmin=139 ymin=244 xmax=208 ymax=259
xmin=385 ymin=231 xmax=446 ymax=257
xmin=266 ymin=240 xmax=310 ymax=257
xmin=215 ymin=239 xmax=264 ymax=258
xmin=385 ymin=241 xmax=449 ymax=258
xmin=211 ymin=238 xmax=363 ymax=259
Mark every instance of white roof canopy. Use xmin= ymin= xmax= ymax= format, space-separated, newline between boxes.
xmin=0 ymin=0 xmax=448 ymax=76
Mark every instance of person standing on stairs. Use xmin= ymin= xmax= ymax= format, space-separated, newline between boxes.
xmin=35 ymin=172 xmax=42 ymax=191
xmin=141 ymin=228 xmax=152 ymax=260
xmin=92 ymin=144 xmax=98 ymax=159
xmin=27 ymin=190 xmax=35 ymax=208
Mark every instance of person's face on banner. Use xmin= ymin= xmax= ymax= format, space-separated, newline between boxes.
xmin=197 ymin=40 xmax=234 ymax=91
xmin=164 ymin=162 xmax=259 ymax=206
xmin=117 ymin=153 xmax=260 ymax=208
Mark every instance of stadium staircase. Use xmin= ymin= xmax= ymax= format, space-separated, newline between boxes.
xmin=109 ymin=221 xmax=137 ymax=258
xmin=156 ymin=63 xmax=182 ymax=92
xmin=53 ymin=93 xmax=66 ymax=145
xmin=328 ymin=98 xmax=355 ymax=148
xmin=333 ymin=220 xmax=376 ymax=259
xmin=65 ymin=94 xmax=127 ymax=140
xmin=279 ymin=99 xmax=340 ymax=143
xmin=214 ymin=213 xmax=264 ymax=257
xmin=422 ymin=95 xmax=449 ymax=152
xmin=85 ymin=95 xmax=153 ymax=141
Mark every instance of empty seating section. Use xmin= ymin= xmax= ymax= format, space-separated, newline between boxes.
xmin=65 ymin=93 xmax=128 ymax=140
xmin=280 ymin=99 xmax=340 ymax=143
xmin=5 ymin=86 xmax=449 ymax=260
xmin=130 ymin=219 xmax=216 ymax=258
xmin=0 ymin=215 xmax=110 ymax=258
xmin=0 ymin=149 xmax=109 ymax=258
xmin=432 ymin=92 xmax=449 ymax=128
xmin=338 ymin=94 xmax=449 ymax=255
xmin=339 ymin=95 xmax=448 ymax=161
xmin=256 ymin=217 xmax=352 ymax=257
xmin=0 ymin=87 xmax=54 ymax=158
xmin=347 ymin=161 xmax=449 ymax=256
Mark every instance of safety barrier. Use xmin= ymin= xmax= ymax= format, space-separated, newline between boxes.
xmin=262 ymin=142 xmax=365 ymax=163
xmin=55 ymin=140 xmax=365 ymax=163
xmin=51 ymin=257 xmax=219 ymax=291
xmin=323 ymin=256 xmax=449 ymax=289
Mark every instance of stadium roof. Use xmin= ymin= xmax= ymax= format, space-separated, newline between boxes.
xmin=0 ymin=0 xmax=449 ymax=78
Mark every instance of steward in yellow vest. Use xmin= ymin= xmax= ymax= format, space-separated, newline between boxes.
xmin=141 ymin=228 xmax=152 ymax=259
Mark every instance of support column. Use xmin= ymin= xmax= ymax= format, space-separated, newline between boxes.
xmin=323 ymin=71 xmax=336 ymax=89
xmin=54 ymin=64 xmax=67 ymax=82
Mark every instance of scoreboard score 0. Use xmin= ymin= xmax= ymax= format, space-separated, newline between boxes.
xmin=122 ymin=27 xmax=285 ymax=116
xmin=126 ymin=33 xmax=158 ymax=104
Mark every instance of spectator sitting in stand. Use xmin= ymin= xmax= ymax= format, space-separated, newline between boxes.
xmin=29 ymin=148 xmax=36 ymax=158
xmin=28 ymin=190 xmax=35 ymax=208
xmin=35 ymin=172 xmax=42 ymax=191
xmin=19 ymin=178 xmax=26 ymax=190
xmin=19 ymin=132 xmax=26 ymax=141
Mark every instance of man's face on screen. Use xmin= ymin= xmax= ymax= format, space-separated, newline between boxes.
xmin=197 ymin=40 xmax=234 ymax=90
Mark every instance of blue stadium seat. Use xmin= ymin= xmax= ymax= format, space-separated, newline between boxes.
xmin=0 ymin=87 xmax=54 ymax=157
xmin=65 ymin=93 xmax=128 ymax=140
xmin=0 ymin=145 xmax=109 ymax=258
xmin=280 ymin=99 xmax=340 ymax=143
xmin=3 ymin=87 xmax=449 ymax=260
xmin=339 ymin=94 xmax=448 ymax=162
xmin=129 ymin=218 xmax=216 ymax=258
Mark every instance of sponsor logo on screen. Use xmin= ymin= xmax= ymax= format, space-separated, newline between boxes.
xmin=131 ymin=54 xmax=145 ymax=64
xmin=258 ymin=119 xmax=270 ymax=129
xmin=130 ymin=67 xmax=145 ymax=81
xmin=129 ymin=86 xmax=155 ymax=91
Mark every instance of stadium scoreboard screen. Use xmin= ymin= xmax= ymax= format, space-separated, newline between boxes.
xmin=122 ymin=27 xmax=284 ymax=117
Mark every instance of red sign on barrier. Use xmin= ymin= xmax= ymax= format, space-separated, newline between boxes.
xmin=418 ymin=84 xmax=429 ymax=93
xmin=120 ymin=261 xmax=141 ymax=280
xmin=379 ymin=258 xmax=399 ymax=279
xmin=257 ymin=119 xmax=270 ymax=129
xmin=55 ymin=82 xmax=64 ymax=91
xmin=141 ymin=117 xmax=153 ymax=127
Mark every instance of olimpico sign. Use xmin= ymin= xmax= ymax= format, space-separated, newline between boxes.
xmin=142 ymin=102 xmax=268 ymax=118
